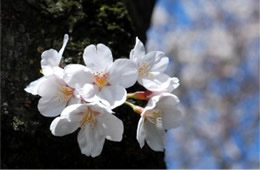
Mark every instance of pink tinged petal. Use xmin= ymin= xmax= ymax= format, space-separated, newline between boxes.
xmin=83 ymin=44 xmax=113 ymax=72
xmin=143 ymin=120 xmax=165 ymax=152
xmin=24 ymin=76 xmax=47 ymax=95
xmin=108 ymin=59 xmax=138 ymax=88
xmin=41 ymin=49 xmax=60 ymax=76
xmin=77 ymin=124 xmax=106 ymax=157
xmin=38 ymin=96 xmax=67 ymax=117
xmin=96 ymin=85 xmax=126 ymax=109
xmin=58 ymin=34 xmax=69 ymax=58
xmin=50 ymin=117 xmax=79 ymax=136
xmin=136 ymin=117 xmax=146 ymax=148
xmin=138 ymin=72 xmax=177 ymax=92
xmin=156 ymin=94 xmax=183 ymax=130
xmin=79 ymin=84 xmax=99 ymax=102
xmin=98 ymin=113 xmax=124 ymax=141
xmin=130 ymin=37 xmax=145 ymax=63
xmin=64 ymin=64 xmax=93 ymax=88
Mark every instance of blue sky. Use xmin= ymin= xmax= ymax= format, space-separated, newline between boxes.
xmin=147 ymin=0 xmax=260 ymax=168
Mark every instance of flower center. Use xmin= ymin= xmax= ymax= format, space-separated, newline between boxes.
xmin=138 ymin=63 xmax=152 ymax=77
xmin=145 ymin=109 xmax=163 ymax=128
xmin=79 ymin=107 xmax=99 ymax=128
xmin=94 ymin=72 xmax=109 ymax=88
xmin=57 ymin=86 xmax=73 ymax=103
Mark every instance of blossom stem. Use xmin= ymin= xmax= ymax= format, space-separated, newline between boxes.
xmin=127 ymin=91 xmax=152 ymax=100
xmin=124 ymin=101 xmax=143 ymax=114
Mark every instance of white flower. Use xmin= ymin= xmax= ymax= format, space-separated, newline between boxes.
xmin=50 ymin=102 xmax=124 ymax=157
xmin=24 ymin=34 xmax=69 ymax=95
xmin=137 ymin=93 xmax=183 ymax=151
xmin=130 ymin=37 xmax=179 ymax=92
xmin=64 ymin=44 xmax=138 ymax=109
xmin=37 ymin=72 xmax=80 ymax=117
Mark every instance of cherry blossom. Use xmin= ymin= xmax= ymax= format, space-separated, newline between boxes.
xmin=63 ymin=44 xmax=138 ymax=109
xmin=130 ymin=37 xmax=179 ymax=92
xmin=136 ymin=93 xmax=183 ymax=151
xmin=50 ymin=102 xmax=124 ymax=157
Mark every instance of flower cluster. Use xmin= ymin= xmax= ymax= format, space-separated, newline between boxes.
xmin=25 ymin=35 xmax=183 ymax=157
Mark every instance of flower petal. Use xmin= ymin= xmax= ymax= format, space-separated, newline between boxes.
xmin=38 ymin=96 xmax=67 ymax=117
xmin=138 ymin=72 xmax=179 ymax=92
xmin=108 ymin=59 xmax=138 ymax=88
xmin=64 ymin=64 xmax=93 ymax=88
xmin=98 ymin=113 xmax=124 ymax=141
xmin=37 ymin=75 xmax=65 ymax=97
xmin=24 ymin=76 xmax=47 ymax=95
xmin=130 ymin=37 xmax=145 ymax=63
xmin=156 ymin=94 xmax=183 ymax=130
xmin=41 ymin=49 xmax=60 ymax=76
xmin=79 ymin=84 xmax=99 ymax=102
xmin=83 ymin=44 xmax=113 ymax=72
xmin=77 ymin=124 xmax=105 ymax=157
xmin=136 ymin=117 xmax=146 ymax=148
xmin=50 ymin=116 xmax=79 ymax=136
xmin=150 ymin=52 xmax=169 ymax=72
xmin=58 ymin=34 xmax=69 ymax=58
xmin=143 ymin=120 xmax=165 ymax=151
xmin=96 ymin=85 xmax=126 ymax=109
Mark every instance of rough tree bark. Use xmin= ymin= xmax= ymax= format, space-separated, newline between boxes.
xmin=1 ymin=0 xmax=166 ymax=168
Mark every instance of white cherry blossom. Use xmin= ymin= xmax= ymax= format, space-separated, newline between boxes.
xmin=137 ymin=93 xmax=183 ymax=151
xmin=50 ymin=102 xmax=124 ymax=157
xmin=25 ymin=34 xmax=69 ymax=95
xmin=37 ymin=72 xmax=80 ymax=117
xmin=64 ymin=44 xmax=138 ymax=109
xmin=130 ymin=37 xmax=179 ymax=92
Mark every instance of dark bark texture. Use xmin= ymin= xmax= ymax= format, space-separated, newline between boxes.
xmin=1 ymin=0 xmax=166 ymax=169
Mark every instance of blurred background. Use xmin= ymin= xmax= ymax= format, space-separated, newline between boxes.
xmin=147 ymin=0 xmax=260 ymax=168
xmin=2 ymin=0 xmax=259 ymax=169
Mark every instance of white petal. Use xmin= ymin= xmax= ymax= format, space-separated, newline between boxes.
xmin=150 ymin=52 xmax=169 ymax=72
xmin=77 ymin=124 xmax=105 ymax=157
xmin=50 ymin=116 xmax=79 ymax=136
xmin=138 ymin=72 xmax=178 ymax=92
xmin=37 ymin=75 xmax=65 ymax=97
xmin=136 ymin=117 xmax=146 ymax=148
xmin=130 ymin=37 xmax=145 ymax=63
xmin=24 ymin=77 xmax=46 ymax=95
xmin=156 ymin=94 xmax=183 ymax=130
xmin=143 ymin=120 xmax=165 ymax=151
xmin=83 ymin=44 xmax=113 ymax=72
xmin=96 ymin=85 xmax=126 ymax=109
xmin=68 ymin=96 xmax=80 ymax=105
xmin=79 ymin=84 xmax=98 ymax=101
xmin=38 ymin=96 xmax=67 ymax=117
xmin=41 ymin=49 xmax=60 ymax=76
xmin=58 ymin=34 xmax=69 ymax=57
xmin=98 ymin=113 xmax=124 ymax=141
xmin=64 ymin=64 xmax=93 ymax=88
xmin=108 ymin=59 xmax=138 ymax=88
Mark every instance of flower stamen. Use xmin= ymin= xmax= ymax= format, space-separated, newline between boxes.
xmin=138 ymin=63 xmax=152 ymax=77
xmin=79 ymin=107 xmax=99 ymax=128
xmin=94 ymin=72 xmax=109 ymax=89
xmin=145 ymin=109 xmax=163 ymax=128
xmin=57 ymin=86 xmax=73 ymax=103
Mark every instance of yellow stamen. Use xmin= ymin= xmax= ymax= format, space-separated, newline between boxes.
xmin=94 ymin=72 xmax=109 ymax=88
xmin=79 ymin=108 xmax=98 ymax=128
xmin=138 ymin=63 xmax=152 ymax=77
xmin=56 ymin=86 xmax=73 ymax=103
xmin=145 ymin=109 xmax=163 ymax=128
